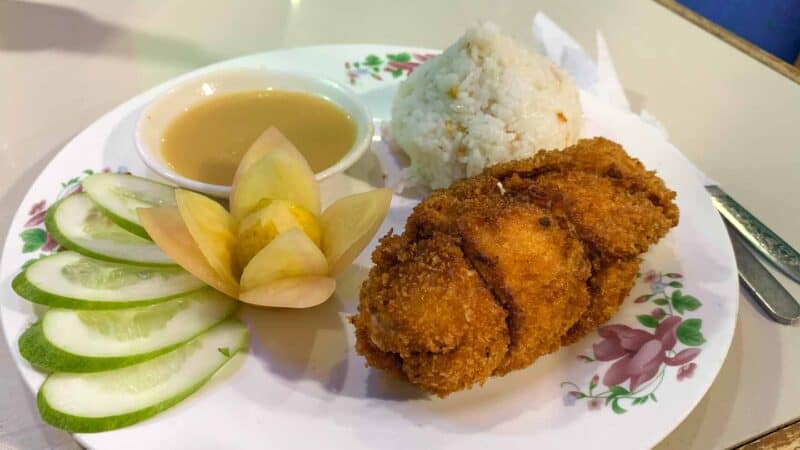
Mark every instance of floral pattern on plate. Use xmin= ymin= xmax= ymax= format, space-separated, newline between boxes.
xmin=344 ymin=52 xmax=436 ymax=84
xmin=19 ymin=166 xmax=129 ymax=268
xmin=562 ymin=270 xmax=705 ymax=414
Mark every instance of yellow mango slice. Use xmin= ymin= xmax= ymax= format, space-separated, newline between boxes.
xmin=239 ymin=276 xmax=336 ymax=308
xmin=175 ymin=189 xmax=240 ymax=285
xmin=235 ymin=199 xmax=322 ymax=269
xmin=321 ymin=188 xmax=392 ymax=276
xmin=240 ymin=228 xmax=328 ymax=292
xmin=137 ymin=207 xmax=239 ymax=297
xmin=229 ymin=136 xmax=320 ymax=220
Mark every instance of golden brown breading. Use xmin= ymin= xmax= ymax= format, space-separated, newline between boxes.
xmin=487 ymin=136 xmax=679 ymax=224
xmin=404 ymin=174 xmax=502 ymax=240
xmin=351 ymin=233 xmax=509 ymax=396
xmin=528 ymin=171 xmax=677 ymax=257
xmin=491 ymin=137 xmax=679 ymax=258
xmin=561 ymin=257 xmax=641 ymax=345
xmin=458 ymin=200 xmax=590 ymax=373
xmin=352 ymin=137 xmax=680 ymax=397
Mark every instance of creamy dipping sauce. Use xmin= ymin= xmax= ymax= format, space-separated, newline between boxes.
xmin=160 ymin=90 xmax=356 ymax=186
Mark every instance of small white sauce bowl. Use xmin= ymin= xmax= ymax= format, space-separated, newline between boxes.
xmin=135 ymin=68 xmax=374 ymax=198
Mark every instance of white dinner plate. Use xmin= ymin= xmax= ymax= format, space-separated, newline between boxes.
xmin=0 ymin=45 xmax=738 ymax=450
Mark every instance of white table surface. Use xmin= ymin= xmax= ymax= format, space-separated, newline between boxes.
xmin=1 ymin=1 xmax=798 ymax=449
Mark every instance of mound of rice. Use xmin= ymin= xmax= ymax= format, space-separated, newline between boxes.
xmin=390 ymin=22 xmax=582 ymax=189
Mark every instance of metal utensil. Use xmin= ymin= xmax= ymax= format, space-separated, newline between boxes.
xmin=724 ymin=220 xmax=800 ymax=324
xmin=707 ymin=185 xmax=800 ymax=284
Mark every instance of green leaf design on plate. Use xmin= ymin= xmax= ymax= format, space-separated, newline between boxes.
xmin=609 ymin=385 xmax=629 ymax=396
xmin=21 ymin=228 xmax=47 ymax=253
xmin=671 ymin=290 xmax=702 ymax=314
xmin=217 ymin=347 xmax=232 ymax=357
xmin=676 ymin=318 xmax=706 ymax=346
xmin=650 ymin=393 xmax=657 ymax=402
xmin=61 ymin=177 xmax=80 ymax=188
xmin=636 ymin=314 xmax=659 ymax=328
xmin=611 ymin=399 xmax=627 ymax=414
xmin=653 ymin=298 xmax=669 ymax=306
xmin=387 ymin=52 xmax=411 ymax=62
xmin=364 ymin=54 xmax=382 ymax=66
xmin=669 ymin=281 xmax=683 ymax=288
xmin=391 ymin=69 xmax=403 ymax=78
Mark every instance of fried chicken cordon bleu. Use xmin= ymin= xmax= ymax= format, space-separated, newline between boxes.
xmin=351 ymin=137 xmax=679 ymax=396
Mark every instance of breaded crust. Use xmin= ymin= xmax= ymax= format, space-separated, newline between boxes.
xmin=404 ymin=174 xmax=502 ymax=240
xmin=487 ymin=136 xmax=679 ymax=225
xmin=529 ymin=171 xmax=676 ymax=257
xmin=458 ymin=200 xmax=590 ymax=373
xmin=352 ymin=233 xmax=509 ymax=396
xmin=352 ymin=137 xmax=679 ymax=396
xmin=561 ymin=257 xmax=641 ymax=345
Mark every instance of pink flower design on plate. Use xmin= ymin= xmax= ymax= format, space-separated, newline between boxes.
xmin=42 ymin=233 xmax=59 ymax=252
xmin=593 ymin=317 xmax=700 ymax=392
xmin=24 ymin=209 xmax=47 ymax=227
xmin=29 ymin=200 xmax=46 ymax=216
xmin=561 ymin=270 xmax=706 ymax=414
xmin=642 ymin=270 xmax=660 ymax=284
xmin=24 ymin=200 xmax=48 ymax=227
xmin=678 ymin=362 xmax=697 ymax=381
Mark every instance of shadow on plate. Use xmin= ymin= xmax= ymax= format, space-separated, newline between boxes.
xmin=242 ymin=264 xmax=420 ymax=402
xmin=238 ymin=257 xmax=577 ymax=436
xmin=101 ymin=105 xmax=154 ymax=177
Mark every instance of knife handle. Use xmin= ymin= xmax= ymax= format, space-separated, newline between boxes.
xmin=707 ymin=186 xmax=800 ymax=284
xmin=725 ymin=221 xmax=800 ymax=324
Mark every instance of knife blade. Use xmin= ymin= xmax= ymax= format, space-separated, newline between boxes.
xmin=724 ymin=220 xmax=800 ymax=324
xmin=706 ymin=185 xmax=800 ymax=284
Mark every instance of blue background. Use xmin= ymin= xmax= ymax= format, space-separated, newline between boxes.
xmin=679 ymin=0 xmax=800 ymax=63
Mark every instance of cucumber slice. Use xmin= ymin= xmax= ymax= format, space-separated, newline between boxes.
xmin=37 ymin=319 xmax=248 ymax=433
xmin=46 ymin=193 xmax=175 ymax=267
xmin=19 ymin=289 xmax=237 ymax=372
xmin=82 ymin=173 xmax=176 ymax=239
xmin=13 ymin=251 xmax=205 ymax=309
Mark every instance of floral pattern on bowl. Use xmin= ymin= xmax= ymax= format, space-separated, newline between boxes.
xmin=561 ymin=270 xmax=705 ymax=414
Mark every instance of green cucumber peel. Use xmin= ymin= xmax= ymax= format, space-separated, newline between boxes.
xmin=12 ymin=268 xmax=204 ymax=310
xmin=18 ymin=299 xmax=237 ymax=372
xmin=44 ymin=195 xmax=175 ymax=267
xmin=36 ymin=319 xmax=248 ymax=433
xmin=89 ymin=201 xmax=150 ymax=240
xmin=19 ymin=321 xmax=176 ymax=373
xmin=82 ymin=173 xmax=177 ymax=240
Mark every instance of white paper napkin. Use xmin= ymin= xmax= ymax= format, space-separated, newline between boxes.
xmin=531 ymin=12 xmax=669 ymax=139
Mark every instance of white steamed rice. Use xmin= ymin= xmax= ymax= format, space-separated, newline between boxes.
xmin=390 ymin=22 xmax=582 ymax=189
